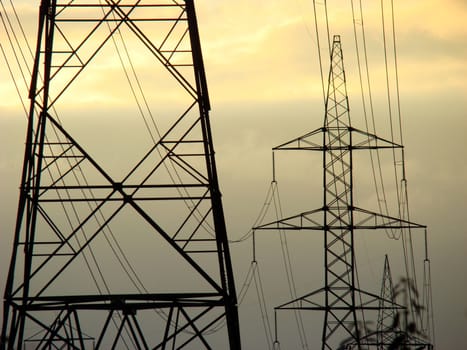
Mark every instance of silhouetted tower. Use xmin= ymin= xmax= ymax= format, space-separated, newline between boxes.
xmin=345 ymin=255 xmax=400 ymax=349
xmin=344 ymin=255 xmax=433 ymax=349
xmin=1 ymin=1 xmax=241 ymax=349
xmin=256 ymin=35 xmax=425 ymax=349
xmin=376 ymin=255 xmax=397 ymax=349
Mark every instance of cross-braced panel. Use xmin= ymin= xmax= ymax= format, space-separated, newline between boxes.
xmin=1 ymin=1 xmax=241 ymax=349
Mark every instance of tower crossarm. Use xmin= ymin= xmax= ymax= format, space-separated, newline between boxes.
xmin=254 ymin=207 xmax=425 ymax=231
xmin=274 ymin=288 xmax=404 ymax=312
xmin=272 ymin=127 xmax=402 ymax=152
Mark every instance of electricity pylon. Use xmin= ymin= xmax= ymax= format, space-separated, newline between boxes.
xmin=376 ymin=255 xmax=398 ymax=349
xmin=344 ymin=255 xmax=401 ymax=349
xmin=255 ymin=35 xmax=425 ymax=349
xmin=1 ymin=1 xmax=241 ymax=349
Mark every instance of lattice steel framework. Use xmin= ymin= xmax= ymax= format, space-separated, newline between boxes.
xmin=344 ymin=256 xmax=432 ymax=349
xmin=256 ymin=35 xmax=425 ymax=349
xmin=1 ymin=1 xmax=241 ymax=349
xmin=376 ymin=255 xmax=397 ymax=349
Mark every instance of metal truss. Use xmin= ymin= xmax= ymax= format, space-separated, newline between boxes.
xmin=1 ymin=1 xmax=241 ymax=349
xmin=255 ymin=35 xmax=425 ymax=349
xmin=376 ymin=255 xmax=399 ymax=349
xmin=342 ymin=256 xmax=432 ymax=349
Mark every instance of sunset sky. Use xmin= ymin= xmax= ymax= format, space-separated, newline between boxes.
xmin=1 ymin=0 xmax=466 ymax=348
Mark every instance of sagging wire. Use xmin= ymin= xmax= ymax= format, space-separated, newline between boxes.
xmin=229 ymin=177 xmax=278 ymax=244
xmin=309 ymin=1 xmax=435 ymax=346
xmin=351 ymin=0 xmax=435 ymax=342
xmin=205 ymin=175 xmax=300 ymax=335
xmin=201 ymin=258 xmax=257 ymax=335
xmin=209 ymin=158 xmax=311 ymax=343
xmin=4 ymin=0 xmax=141 ymax=292
xmin=253 ymin=260 xmax=275 ymax=350
xmin=388 ymin=0 xmax=420 ymax=304
xmin=0 ymin=2 xmax=31 ymax=113
xmin=3 ymin=0 xmax=294 ymax=346
xmin=0 ymin=3 xmax=142 ymax=347
xmin=312 ymin=0 xmax=332 ymax=103
xmin=93 ymin=1 xmax=229 ymax=336
xmin=381 ymin=0 xmax=430 ymax=335
xmin=205 ymin=257 xmax=277 ymax=345
xmin=349 ymin=1 xmax=403 ymax=337
xmin=251 ymin=151 xmax=309 ymax=349
xmin=271 ymin=179 xmax=310 ymax=350
xmin=1 ymin=0 xmax=116 ymax=300
xmin=350 ymin=1 xmax=424 ymax=335
xmin=100 ymin=0 xmax=218 ymax=236
xmin=422 ymin=229 xmax=436 ymax=346
xmin=5 ymin=3 xmax=230 ymax=343
xmin=381 ymin=0 xmax=404 ymax=236
xmin=350 ymin=0 xmax=400 ymax=240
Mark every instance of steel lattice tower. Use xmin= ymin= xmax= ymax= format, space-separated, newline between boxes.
xmin=376 ymin=255 xmax=397 ymax=349
xmin=344 ymin=255 xmax=400 ymax=349
xmin=347 ymin=256 xmax=433 ymax=350
xmin=1 ymin=1 xmax=241 ymax=349
xmin=256 ymin=35 xmax=425 ymax=349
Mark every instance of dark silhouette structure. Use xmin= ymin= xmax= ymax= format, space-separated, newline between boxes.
xmin=344 ymin=256 xmax=433 ymax=349
xmin=1 ymin=1 xmax=241 ymax=349
xmin=377 ymin=255 xmax=399 ymax=349
xmin=256 ymin=35 xmax=426 ymax=349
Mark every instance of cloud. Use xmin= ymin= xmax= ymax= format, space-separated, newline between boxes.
xmin=193 ymin=0 xmax=467 ymax=119
xmin=197 ymin=1 xmax=322 ymax=102
xmin=396 ymin=0 xmax=467 ymax=38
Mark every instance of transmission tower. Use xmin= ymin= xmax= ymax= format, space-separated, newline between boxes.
xmin=376 ymin=255 xmax=398 ymax=349
xmin=344 ymin=255 xmax=400 ymax=349
xmin=1 ymin=1 xmax=241 ymax=349
xmin=256 ymin=35 xmax=426 ymax=349
xmin=344 ymin=255 xmax=433 ymax=349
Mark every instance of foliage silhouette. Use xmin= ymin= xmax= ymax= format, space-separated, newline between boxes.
xmin=338 ymin=277 xmax=432 ymax=349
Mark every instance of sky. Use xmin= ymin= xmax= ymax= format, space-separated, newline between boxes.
xmin=1 ymin=0 xmax=466 ymax=349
